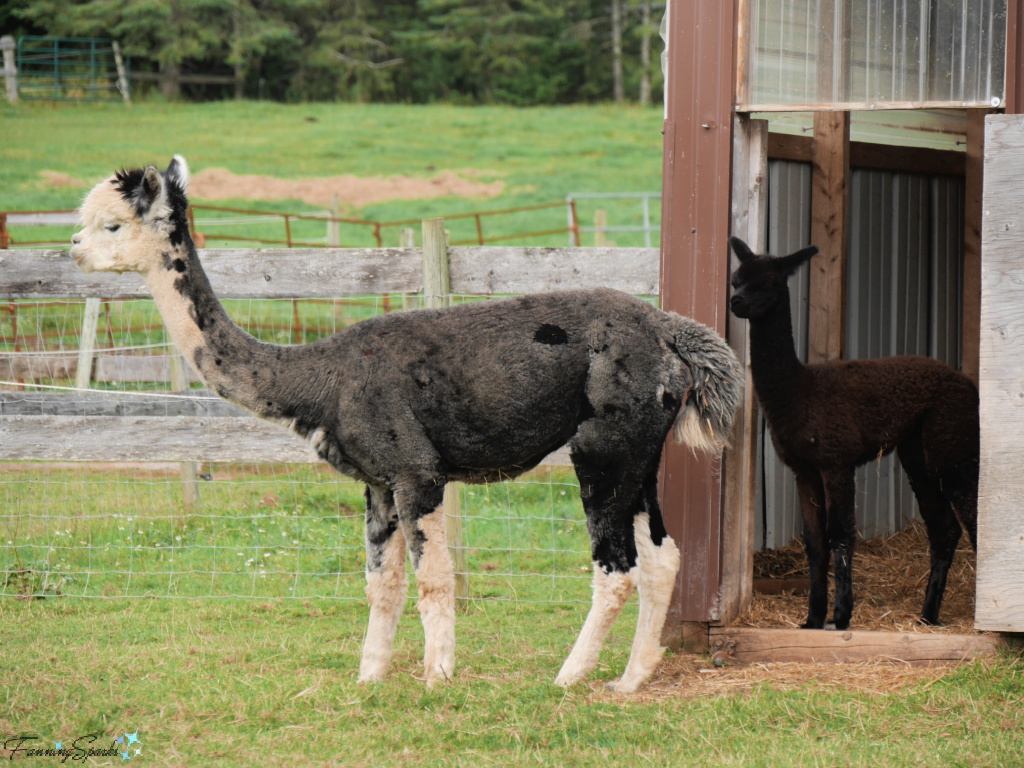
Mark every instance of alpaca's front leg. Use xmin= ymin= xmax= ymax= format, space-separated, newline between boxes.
xmin=824 ymin=472 xmax=857 ymax=631
xmin=795 ymin=471 xmax=829 ymax=629
xmin=359 ymin=487 xmax=408 ymax=683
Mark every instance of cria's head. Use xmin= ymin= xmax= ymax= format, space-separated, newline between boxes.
xmin=728 ymin=236 xmax=818 ymax=320
xmin=71 ymin=155 xmax=191 ymax=274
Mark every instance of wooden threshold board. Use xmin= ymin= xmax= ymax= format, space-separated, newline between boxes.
xmin=709 ymin=627 xmax=1021 ymax=665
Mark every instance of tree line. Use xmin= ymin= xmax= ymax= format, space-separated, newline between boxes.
xmin=2 ymin=0 xmax=665 ymax=105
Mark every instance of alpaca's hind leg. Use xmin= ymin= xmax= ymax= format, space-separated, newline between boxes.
xmin=556 ymin=460 xmax=638 ymax=688
xmin=359 ymin=485 xmax=408 ymax=683
xmin=822 ymin=471 xmax=857 ymax=630
xmin=395 ymin=481 xmax=454 ymax=686
xmin=794 ymin=470 xmax=829 ymax=629
xmin=898 ymin=437 xmax=963 ymax=626
xmin=609 ymin=476 xmax=680 ymax=694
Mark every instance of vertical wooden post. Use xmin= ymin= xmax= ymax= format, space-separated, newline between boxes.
xmin=169 ymin=355 xmax=201 ymax=510
xmin=808 ymin=111 xmax=850 ymax=365
xmin=1 ymin=36 xmax=17 ymax=106
xmin=421 ymin=217 xmax=468 ymax=605
xmin=963 ymin=109 xmax=993 ymax=384
xmin=74 ymin=299 xmax=102 ymax=390
xmin=594 ymin=209 xmax=608 ymax=247
xmin=111 ymin=42 xmax=130 ymax=104
xmin=400 ymin=227 xmax=419 ymax=312
xmin=327 ymin=196 xmax=341 ymax=247
xmin=719 ymin=115 xmax=768 ymax=626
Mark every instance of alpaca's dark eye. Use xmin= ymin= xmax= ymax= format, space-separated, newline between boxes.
xmin=106 ymin=224 xmax=121 ymax=232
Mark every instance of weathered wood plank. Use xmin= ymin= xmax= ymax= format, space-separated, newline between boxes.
xmin=709 ymin=627 xmax=1013 ymax=665
xmin=977 ymin=113 xmax=1024 ymax=632
xmin=0 ymin=247 xmax=660 ymax=299
xmin=963 ymin=109 xmax=995 ymax=384
xmin=447 ymin=247 xmax=659 ymax=296
xmin=0 ymin=390 xmax=242 ymax=417
xmin=720 ymin=114 xmax=767 ymax=625
xmin=0 ymin=249 xmax=423 ymax=298
xmin=0 ymin=353 xmax=202 ymax=384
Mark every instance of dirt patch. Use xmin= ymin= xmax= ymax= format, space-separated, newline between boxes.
xmin=189 ymin=167 xmax=505 ymax=208
xmin=40 ymin=171 xmax=86 ymax=188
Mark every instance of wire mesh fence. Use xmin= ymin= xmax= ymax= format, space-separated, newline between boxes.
xmin=0 ymin=293 xmax=600 ymax=604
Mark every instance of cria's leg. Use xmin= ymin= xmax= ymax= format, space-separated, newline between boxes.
xmin=396 ymin=481 xmax=454 ymax=687
xmin=608 ymin=497 xmax=679 ymax=694
xmin=358 ymin=485 xmax=407 ymax=683
xmin=899 ymin=432 xmax=962 ymax=626
xmin=823 ymin=470 xmax=857 ymax=631
xmin=794 ymin=470 xmax=829 ymax=629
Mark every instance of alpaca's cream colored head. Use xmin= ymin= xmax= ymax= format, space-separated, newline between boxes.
xmin=71 ymin=155 xmax=192 ymax=274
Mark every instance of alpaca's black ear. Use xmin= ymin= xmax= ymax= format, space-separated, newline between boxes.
xmin=126 ymin=165 xmax=165 ymax=219
xmin=729 ymin=236 xmax=756 ymax=262
xmin=778 ymin=245 xmax=819 ymax=275
xmin=165 ymin=155 xmax=190 ymax=197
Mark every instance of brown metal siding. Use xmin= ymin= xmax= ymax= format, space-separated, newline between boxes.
xmin=659 ymin=0 xmax=737 ymax=622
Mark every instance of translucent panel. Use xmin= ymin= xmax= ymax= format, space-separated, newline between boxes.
xmin=743 ymin=0 xmax=1007 ymax=109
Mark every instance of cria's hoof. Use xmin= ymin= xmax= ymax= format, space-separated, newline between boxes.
xmin=824 ymin=622 xmax=837 ymax=631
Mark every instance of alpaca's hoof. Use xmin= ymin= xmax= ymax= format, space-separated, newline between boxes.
xmin=824 ymin=622 xmax=837 ymax=631
xmin=605 ymin=677 xmax=641 ymax=694
xmin=918 ymin=615 xmax=941 ymax=627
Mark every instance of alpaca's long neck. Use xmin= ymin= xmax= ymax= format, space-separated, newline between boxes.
xmin=747 ymin=291 xmax=805 ymax=422
xmin=142 ymin=241 xmax=302 ymax=421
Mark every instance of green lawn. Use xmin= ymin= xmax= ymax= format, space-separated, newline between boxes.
xmin=0 ymin=100 xmax=664 ymax=248
xmin=1 ymin=99 xmax=1022 ymax=766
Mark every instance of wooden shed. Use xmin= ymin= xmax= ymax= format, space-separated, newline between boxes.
xmin=658 ymin=0 xmax=1024 ymax=651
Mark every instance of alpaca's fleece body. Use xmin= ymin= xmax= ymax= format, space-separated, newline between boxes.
xmin=71 ymin=157 xmax=743 ymax=692
xmin=729 ymin=236 xmax=979 ymax=630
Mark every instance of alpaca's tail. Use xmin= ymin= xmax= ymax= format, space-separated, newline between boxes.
xmin=668 ymin=314 xmax=743 ymax=454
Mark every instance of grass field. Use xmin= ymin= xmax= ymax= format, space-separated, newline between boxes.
xmin=0 ymin=100 xmax=665 ymax=248
xmin=2 ymin=99 xmax=1023 ymax=766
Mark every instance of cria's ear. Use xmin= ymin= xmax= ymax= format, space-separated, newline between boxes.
xmin=128 ymin=165 xmax=165 ymax=219
xmin=778 ymin=244 xmax=819 ymax=276
xmin=728 ymin=236 xmax=756 ymax=263
xmin=165 ymin=155 xmax=189 ymax=196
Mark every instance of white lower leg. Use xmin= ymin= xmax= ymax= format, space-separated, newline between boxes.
xmin=609 ymin=515 xmax=680 ymax=693
xmin=415 ymin=508 xmax=455 ymax=686
xmin=358 ymin=529 xmax=408 ymax=682
xmin=554 ymin=567 xmax=636 ymax=687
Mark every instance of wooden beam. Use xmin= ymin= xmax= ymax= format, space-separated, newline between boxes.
xmin=0 ymin=247 xmax=659 ymax=300
xmin=977 ymin=114 xmax=1024 ymax=632
xmin=808 ymin=111 xmax=850 ymax=364
xmin=709 ymin=627 xmax=1015 ymax=665
xmin=720 ymin=114 xmax=768 ymax=625
xmin=963 ymin=109 xmax=994 ymax=384
xmin=769 ymin=134 xmax=966 ymax=177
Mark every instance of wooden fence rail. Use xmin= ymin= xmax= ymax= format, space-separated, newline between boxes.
xmin=0 ymin=243 xmax=660 ymax=465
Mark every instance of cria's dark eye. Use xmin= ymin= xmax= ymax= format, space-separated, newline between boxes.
xmin=106 ymin=224 xmax=121 ymax=232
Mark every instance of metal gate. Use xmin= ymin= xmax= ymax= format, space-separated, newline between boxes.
xmin=16 ymin=36 xmax=129 ymax=102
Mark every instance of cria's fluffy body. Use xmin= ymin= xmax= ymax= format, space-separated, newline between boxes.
xmin=729 ymin=236 xmax=979 ymax=630
xmin=71 ymin=156 xmax=743 ymax=692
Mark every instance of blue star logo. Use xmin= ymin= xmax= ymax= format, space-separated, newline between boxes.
xmin=125 ymin=731 xmax=140 ymax=747
xmin=117 ymin=735 xmax=124 ymax=745
xmin=55 ymin=742 xmax=62 ymax=750
xmin=121 ymin=750 xmax=131 ymax=762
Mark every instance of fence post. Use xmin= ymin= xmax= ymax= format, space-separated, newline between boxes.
xmin=112 ymin=41 xmax=130 ymax=105
xmin=594 ymin=209 xmax=608 ymax=247
xmin=327 ymin=196 xmax=341 ymax=247
xmin=400 ymin=227 xmax=419 ymax=311
xmin=1 ymin=36 xmax=16 ymax=106
xmin=422 ymin=217 xmax=468 ymax=606
xmin=74 ymin=298 xmax=102 ymax=390
xmin=0 ymin=213 xmax=8 ymax=249
xmin=169 ymin=354 xmax=201 ymax=511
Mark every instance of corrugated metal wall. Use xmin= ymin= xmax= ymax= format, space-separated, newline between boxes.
xmin=756 ymin=160 xmax=965 ymax=550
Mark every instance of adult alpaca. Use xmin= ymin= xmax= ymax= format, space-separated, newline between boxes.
xmin=70 ymin=157 xmax=742 ymax=692
xmin=728 ymin=236 xmax=979 ymax=630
